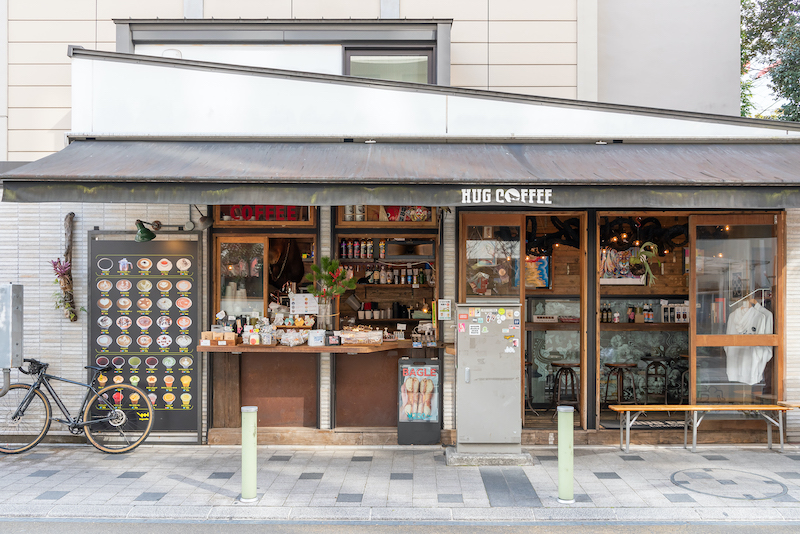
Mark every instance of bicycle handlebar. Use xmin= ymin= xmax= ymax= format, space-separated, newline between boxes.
xmin=20 ymin=358 xmax=47 ymax=375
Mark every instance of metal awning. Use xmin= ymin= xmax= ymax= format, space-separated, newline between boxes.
xmin=4 ymin=140 xmax=800 ymax=208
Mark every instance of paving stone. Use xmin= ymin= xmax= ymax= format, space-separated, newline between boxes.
xmin=269 ymin=456 xmax=292 ymax=462
xmin=336 ymin=493 xmax=363 ymax=502
xmin=438 ymin=493 xmax=463 ymax=503
xmin=351 ymin=456 xmax=372 ymax=462
xmin=775 ymin=472 xmax=800 ymax=479
xmin=594 ymin=472 xmax=621 ymax=480
xmin=390 ymin=473 xmax=413 ymax=480
xmin=29 ymin=470 xmax=59 ymax=478
xmin=117 ymin=471 xmax=146 ymax=479
xmin=208 ymin=472 xmax=235 ymax=479
xmin=620 ymin=456 xmax=645 ymax=461
xmin=134 ymin=492 xmax=166 ymax=502
xmin=664 ymin=493 xmax=695 ymax=503
xmin=35 ymin=491 xmax=68 ymax=500
xmin=702 ymin=455 xmax=729 ymax=461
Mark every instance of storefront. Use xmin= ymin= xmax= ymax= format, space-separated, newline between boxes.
xmin=3 ymin=47 xmax=800 ymax=445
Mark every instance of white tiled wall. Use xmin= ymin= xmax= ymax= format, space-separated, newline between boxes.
xmin=442 ymin=209 xmax=456 ymax=430
xmin=785 ymin=209 xmax=800 ymax=440
xmin=0 ymin=196 xmax=204 ymax=438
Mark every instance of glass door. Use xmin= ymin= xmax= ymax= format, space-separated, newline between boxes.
xmin=690 ymin=214 xmax=783 ymax=404
xmin=214 ymin=236 xmax=269 ymax=317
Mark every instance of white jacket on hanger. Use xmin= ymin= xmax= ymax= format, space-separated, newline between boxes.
xmin=723 ymin=302 xmax=773 ymax=385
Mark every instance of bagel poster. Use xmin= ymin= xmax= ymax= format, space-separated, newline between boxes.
xmin=399 ymin=364 xmax=439 ymax=423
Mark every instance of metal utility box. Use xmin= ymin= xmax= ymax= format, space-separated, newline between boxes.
xmin=0 ymin=284 xmax=24 ymax=369
xmin=455 ymin=301 xmax=522 ymax=453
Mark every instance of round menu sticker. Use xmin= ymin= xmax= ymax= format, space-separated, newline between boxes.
xmin=498 ymin=308 xmax=505 ymax=316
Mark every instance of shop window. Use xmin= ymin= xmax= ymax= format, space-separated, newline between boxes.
xmin=345 ymin=49 xmax=434 ymax=84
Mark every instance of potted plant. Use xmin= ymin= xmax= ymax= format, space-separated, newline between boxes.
xmin=303 ymin=257 xmax=357 ymax=329
xmin=628 ymin=242 xmax=661 ymax=286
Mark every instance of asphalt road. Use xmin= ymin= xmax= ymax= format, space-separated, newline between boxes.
xmin=0 ymin=521 xmax=797 ymax=534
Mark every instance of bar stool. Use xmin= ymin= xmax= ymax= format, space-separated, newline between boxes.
xmin=525 ymin=361 xmax=540 ymax=416
xmin=677 ymin=354 xmax=690 ymax=404
xmin=641 ymin=354 xmax=669 ymax=404
xmin=550 ymin=361 xmax=580 ymax=420
xmin=604 ymin=362 xmax=637 ymax=405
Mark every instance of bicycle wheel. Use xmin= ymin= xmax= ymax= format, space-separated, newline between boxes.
xmin=0 ymin=384 xmax=52 ymax=454
xmin=83 ymin=384 xmax=154 ymax=453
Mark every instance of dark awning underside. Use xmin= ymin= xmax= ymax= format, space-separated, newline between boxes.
xmin=3 ymin=140 xmax=800 ymax=208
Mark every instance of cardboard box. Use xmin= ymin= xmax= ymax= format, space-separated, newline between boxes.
xmin=212 ymin=332 xmax=224 ymax=341
xmin=201 ymin=331 xmax=213 ymax=340
xmin=223 ymin=332 xmax=237 ymax=341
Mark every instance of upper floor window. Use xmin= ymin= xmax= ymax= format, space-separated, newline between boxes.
xmin=345 ymin=49 xmax=434 ymax=84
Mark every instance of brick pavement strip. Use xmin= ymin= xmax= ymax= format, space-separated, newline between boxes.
xmin=1 ymin=445 xmax=800 ymax=522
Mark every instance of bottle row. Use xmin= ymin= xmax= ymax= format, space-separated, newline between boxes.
xmin=339 ymin=238 xmax=385 ymax=259
xmin=342 ymin=264 xmax=434 ymax=286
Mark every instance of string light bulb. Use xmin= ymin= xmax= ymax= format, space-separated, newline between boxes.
xmin=611 ymin=236 xmax=618 ymax=242
xmin=621 ymin=233 xmax=628 ymax=239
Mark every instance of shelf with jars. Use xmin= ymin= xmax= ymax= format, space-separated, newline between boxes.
xmin=336 ymin=205 xmax=438 ymax=228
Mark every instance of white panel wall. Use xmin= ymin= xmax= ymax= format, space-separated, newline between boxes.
xmin=135 ymin=44 xmax=344 ymax=75
xmin=598 ymin=0 xmax=740 ymax=116
xmin=71 ymin=56 xmax=800 ymax=141
xmin=785 ymin=209 xmax=800 ymax=440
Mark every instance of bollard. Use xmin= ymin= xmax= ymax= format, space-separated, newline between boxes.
xmin=557 ymin=405 xmax=575 ymax=504
xmin=241 ymin=406 xmax=258 ymax=503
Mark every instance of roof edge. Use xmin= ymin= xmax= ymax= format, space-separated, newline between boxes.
xmin=112 ymin=18 xmax=454 ymax=25
xmin=67 ymin=47 xmax=800 ymax=133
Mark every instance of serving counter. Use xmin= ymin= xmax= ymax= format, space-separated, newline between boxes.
xmin=202 ymin=341 xmax=441 ymax=432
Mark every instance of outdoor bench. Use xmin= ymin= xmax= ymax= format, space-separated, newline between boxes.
xmin=609 ymin=404 xmax=793 ymax=453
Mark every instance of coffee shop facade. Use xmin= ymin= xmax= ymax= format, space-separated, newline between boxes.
xmin=3 ymin=43 xmax=800 ymax=446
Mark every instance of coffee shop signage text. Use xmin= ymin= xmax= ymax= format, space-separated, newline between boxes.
xmin=460 ymin=188 xmax=553 ymax=205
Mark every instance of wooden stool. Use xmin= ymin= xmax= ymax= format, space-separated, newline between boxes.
xmin=641 ymin=355 xmax=669 ymax=404
xmin=550 ymin=362 xmax=580 ymax=419
xmin=604 ymin=363 xmax=638 ymax=405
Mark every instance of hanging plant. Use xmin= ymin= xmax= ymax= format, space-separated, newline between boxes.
xmin=51 ymin=258 xmax=84 ymax=321
xmin=628 ymin=242 xmax=661 ymax=286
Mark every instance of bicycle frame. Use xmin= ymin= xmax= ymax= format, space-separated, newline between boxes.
xmin=13 ymin=370 xmax=117 ymax=430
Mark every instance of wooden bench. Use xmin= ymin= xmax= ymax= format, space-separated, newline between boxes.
xmin=609 ymin=404 xmax=793 ymax=453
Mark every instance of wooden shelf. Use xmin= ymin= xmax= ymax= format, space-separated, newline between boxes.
xmin=600 ymin=323 xmax=689 ymax=331
xmin=526 ymin=322 xmax=581 ymax=331
xmin=338 ymin=256 xmax=434 ymax=263
xmin=341 ymin=318 xmax=429 ymax=323
xmin=355 ymin=284 xmax=434 ymax=289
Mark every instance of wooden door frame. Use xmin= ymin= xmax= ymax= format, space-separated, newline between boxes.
xmin=689 ymin=212 xmax=784 ymax=403
xmin=459 ymin=211 xmax=589 ymax=430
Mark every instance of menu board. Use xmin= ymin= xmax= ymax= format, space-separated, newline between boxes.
xmin=89 ymin=238 xmax=200 ymax=433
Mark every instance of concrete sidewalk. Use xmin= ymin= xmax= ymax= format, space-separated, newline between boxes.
xmin=1 ymin=444 xmax=800 ymax=522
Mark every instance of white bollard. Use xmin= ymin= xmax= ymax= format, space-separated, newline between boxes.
xmin=240 ymin=406 xmax=258 ymax=503
xmin=557 ymin=405 xmax=575 ymax=504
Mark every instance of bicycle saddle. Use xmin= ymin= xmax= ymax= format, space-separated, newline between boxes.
xmin=85 ymin=364 xmax=113 ymax=373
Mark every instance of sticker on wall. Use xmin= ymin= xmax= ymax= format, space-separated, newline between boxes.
xmin=458 ymin=323 xmax=466 ymax=333
xmin=469 ymin=324 xmax=481 ymax=335
xmin=506 ymin=310 xmax=513 ymax=319
xmin=468 ymin=308 xmax=475 ymax=317
xmin=459 ymin=314 xmax=468 ymax=320
xmin=477 ymin=318 xmax=484 ymax=324
xmin=474 ymin=308 xmax=481 ymax=316
xmin=502 ymin=328 xmax=509 ymax=333
xmin=514 ymin=310 xmax=520 ymax=318
xmin=513 ymin=319 xmax=520 ymax=325
xmin=498 ymin=308 xmax=506 ymax=316
xmin=481 ymin=326 xmax=489 ymax=334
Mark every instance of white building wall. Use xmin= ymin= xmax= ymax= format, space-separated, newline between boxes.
xmin=597 ymin=0 xmax=740 ymax=115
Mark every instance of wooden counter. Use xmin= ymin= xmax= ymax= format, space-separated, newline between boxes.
xmin=198 ymin=340 xmax=442 ymax=353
